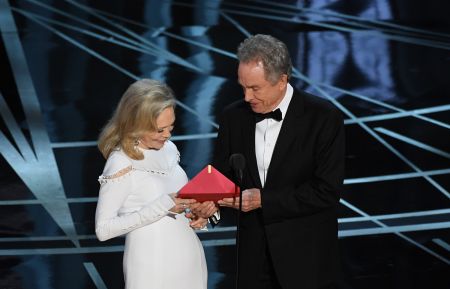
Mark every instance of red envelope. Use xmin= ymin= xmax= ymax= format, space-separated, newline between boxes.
xmin=178 ymin=165 xmax=239 ymax=202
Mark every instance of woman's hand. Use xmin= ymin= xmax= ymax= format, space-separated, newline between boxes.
xmin=189 ymin=201 xmax=218 ymax=218
xmin=169 ymin=194 xmax=196 ymax=214
xmin=189 ymin=216 xmax=208 ymax=230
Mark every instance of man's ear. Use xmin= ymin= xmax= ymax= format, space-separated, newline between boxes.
xmin=278 ymin=74 xmax=288 ymax=90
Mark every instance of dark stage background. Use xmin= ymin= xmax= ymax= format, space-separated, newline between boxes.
xmin=0 ymin=0 xmax=449 ymax=288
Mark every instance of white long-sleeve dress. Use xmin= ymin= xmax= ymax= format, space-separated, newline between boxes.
xmin=95 ymin=141 xmax=207 ymax=289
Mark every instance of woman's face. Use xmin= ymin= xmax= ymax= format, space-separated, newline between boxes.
xmin=139 ymin=107 xmax=175 ymax=150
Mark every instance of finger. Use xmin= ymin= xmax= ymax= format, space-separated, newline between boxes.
xmin=191 ymin=209 xmax=201 ymax=216
xmin=212 ymin=205 xmax=219 ymax=213
xmin=218 ymin=198 xmax=239 ymax=206
xmin=190 ymin=219 xmax=200 ymax=226
xmin=227 ymin=198 xmax=240 ymax=205
xmin=192 ymin=203 xmax=208 ymax=212
xmin=217 ymin=201 xmax=233 ymax=207
xmin=189 ymin=203 xmax=201 ymax=209
xmin=198 ymin=207 xmax=215 ymax=218
xmin=203 ymin=201 xmax=214 ymax=207
xmin=176 ymin=198 xmax=192 ymax=204
xmin=200 ymin=202 xmax=214 ymax=212
xmin=190 ymin=219 xmax=205 ymax=228
xmin=202 ymin=209 xmax=214 ymax=217
xmin=207 ymin=207 xmax=216 ymax=216
xmin=205 ymin=205 xmax=217 ymax=215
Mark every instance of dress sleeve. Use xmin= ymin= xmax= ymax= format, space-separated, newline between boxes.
xmin=95 ymin=152 xmax=175 ymax=241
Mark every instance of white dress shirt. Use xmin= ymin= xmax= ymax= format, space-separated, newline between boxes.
xmin=255 ymin=83 xmax=293 ymax=187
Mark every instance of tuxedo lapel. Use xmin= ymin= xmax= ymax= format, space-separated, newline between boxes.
xmin=242 ymin=112 xmax=262 ymax=189
xmin=265 ymin=92 xmax=304 ymax=186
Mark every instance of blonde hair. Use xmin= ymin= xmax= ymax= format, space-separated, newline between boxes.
xmin=98 ymin=79 xmax=176 ymax=160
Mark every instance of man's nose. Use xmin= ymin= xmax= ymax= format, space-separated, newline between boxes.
xmin=163 ymin=130 xmax=171 ymax=138
xmin=244 ymin=89 xmax=253 ymax=102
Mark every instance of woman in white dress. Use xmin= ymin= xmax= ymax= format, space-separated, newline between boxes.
xmin=95 ymin=79 xmax=208 ymax=289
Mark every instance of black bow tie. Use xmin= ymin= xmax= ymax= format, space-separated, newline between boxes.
xmin=254 ymin=108 xmax=282 ymax=123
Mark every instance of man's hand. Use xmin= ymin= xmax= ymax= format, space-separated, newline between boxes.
xmin=190 ymin=201 xmax=218 ymax=218
xmin=218 ymin=188 xmax=261 ymax=212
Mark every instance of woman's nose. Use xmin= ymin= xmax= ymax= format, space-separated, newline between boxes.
xmin=163 ymin=130 xmax=171 ymax=138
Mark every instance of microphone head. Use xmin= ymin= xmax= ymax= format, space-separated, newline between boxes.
xmin=229 ymin=153 xmax=246 ymax=170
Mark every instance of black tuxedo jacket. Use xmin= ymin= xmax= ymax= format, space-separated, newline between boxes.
xmin=213 ymin=90 xmax=345 ymax=289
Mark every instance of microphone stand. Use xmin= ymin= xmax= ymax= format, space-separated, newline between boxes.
xmin=229 ymin=153 xmax=245 ymax=289
xmin=235 ymin=170 xmax=243 ymax=289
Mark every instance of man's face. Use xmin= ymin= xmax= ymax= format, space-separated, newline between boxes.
xmin=238 ymin=61 xmax=287 ymax=114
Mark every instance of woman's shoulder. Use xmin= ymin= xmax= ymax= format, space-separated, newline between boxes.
xmin=164 ymin=140 xmax=178 ymax=152
xmin=103 ymin=149 xmax=133 ymax=176
xmin=163 ymin=140 xmax=181 ymax=162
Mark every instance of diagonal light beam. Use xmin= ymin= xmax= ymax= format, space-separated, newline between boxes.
xmin=173 ymin=1 xmax=450 ymax=51
xmin=250 ymin=0 xmax=450 ymax=41
xmin=343 ymin=104 xmax=450 ymax=124
xmin=318 ymin=83 xmax=450 ymax=130
xmin=14 ymin=10 xmax=219 ymax=129
xmin=84 ymin=262 xmax=108 ymax=289
xmin=340 ymin=199 xmax=449 ymax=264
xmin=64 ymin=0 xmax=203 ymax=73
xmin=375 ymin=127 xmax=450 ymax=159
xmin=0 ymin=92 xmax=36 ymax=161
xmin=344 ymin=167 xmax=450 ymax=184
xmin=0 ymin=0 xmax=79 ymax=246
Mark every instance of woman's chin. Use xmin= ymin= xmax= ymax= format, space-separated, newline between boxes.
xmin=153 ymin=141 xmax=166 ymax=149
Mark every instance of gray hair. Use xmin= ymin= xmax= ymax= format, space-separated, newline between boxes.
xmin=237 ymin=34 xmax=292 ymax=84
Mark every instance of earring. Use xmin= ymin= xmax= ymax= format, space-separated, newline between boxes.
xmin=134 ymin=139 xmax=140 ymax=151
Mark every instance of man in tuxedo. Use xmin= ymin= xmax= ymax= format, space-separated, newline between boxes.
xmin=214 ymin=34 xmax=345 ymax=289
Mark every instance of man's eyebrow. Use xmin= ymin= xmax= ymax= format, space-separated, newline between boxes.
xmin=238 ymin=82 xmax=259 ymax=89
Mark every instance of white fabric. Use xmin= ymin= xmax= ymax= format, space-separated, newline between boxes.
xmin=255 ymin=83 xmax=293 ymax=186
xmin=95 ymin=141 xmax=207 ymax=289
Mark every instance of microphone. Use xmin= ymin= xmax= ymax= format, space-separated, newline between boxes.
xmin=229 ymin=153 xmax=246 ymax=182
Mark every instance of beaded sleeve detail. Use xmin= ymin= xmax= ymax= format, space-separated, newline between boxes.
xmin=133 ymin=167 xmax=168 ymax=176
xmin=98 ymin=165 xmax=133 ymax=184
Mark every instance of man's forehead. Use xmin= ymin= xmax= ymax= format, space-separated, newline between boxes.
xmin=239 ymin=59 xmax=264 ymax=68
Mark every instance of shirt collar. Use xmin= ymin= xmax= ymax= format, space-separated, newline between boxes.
xmin=274 ymin=83 xmax=293 ymax=119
